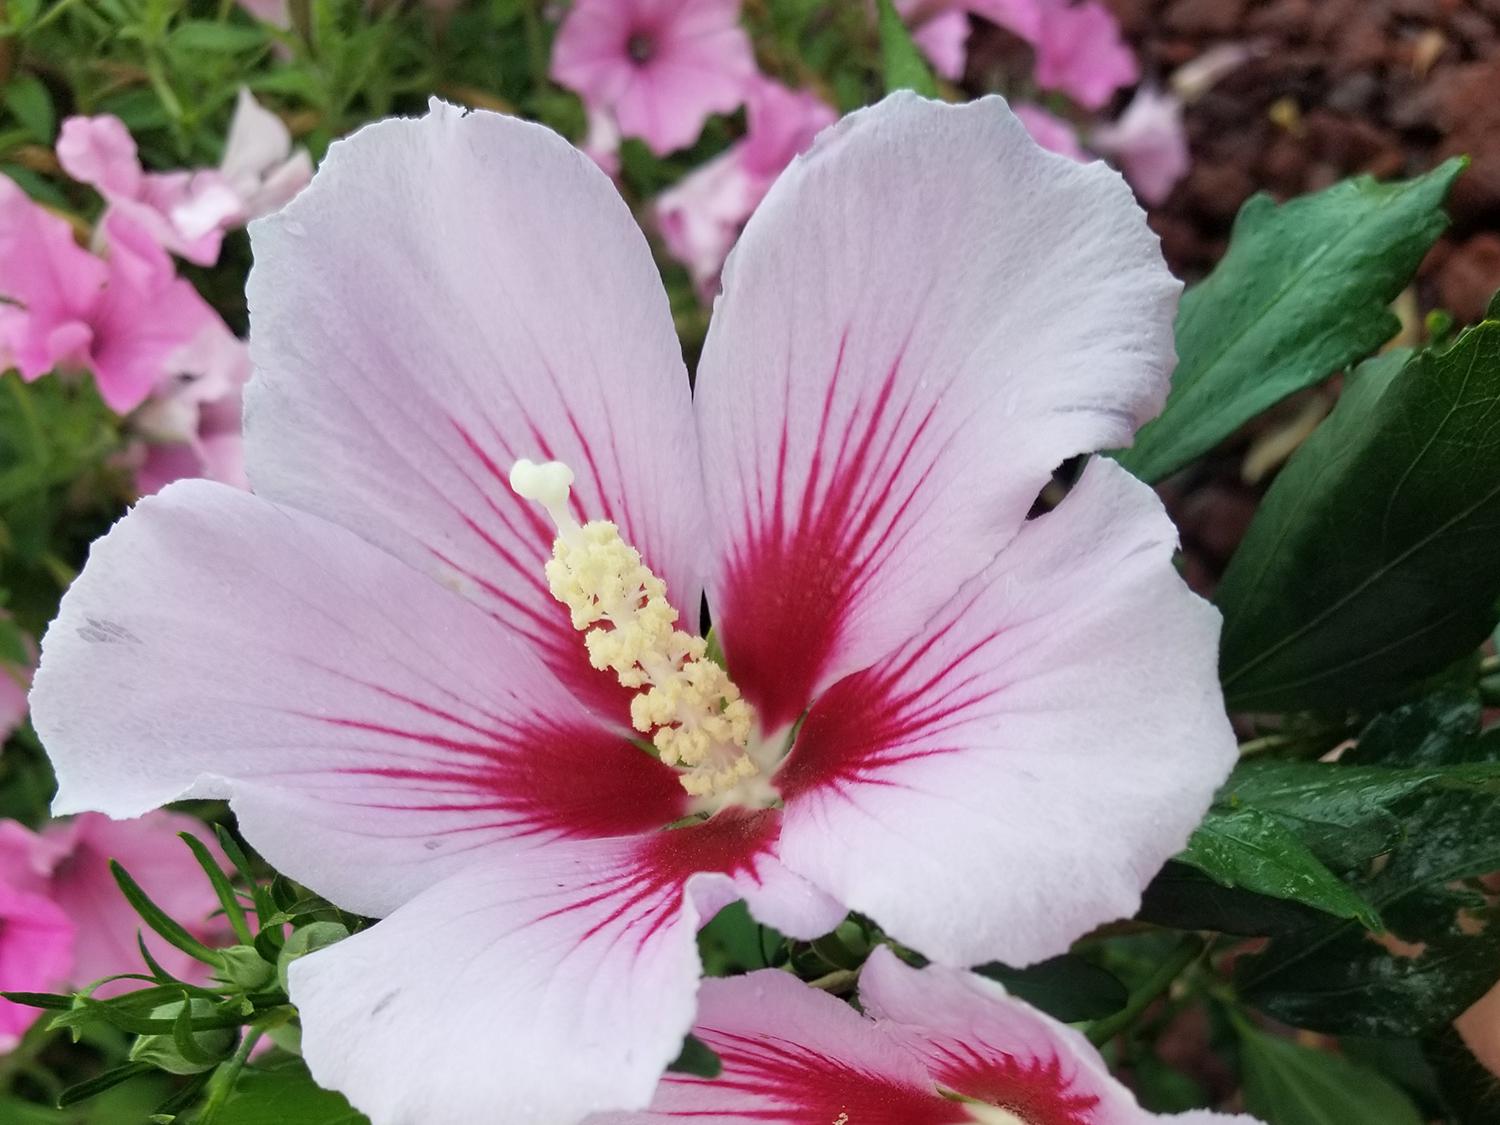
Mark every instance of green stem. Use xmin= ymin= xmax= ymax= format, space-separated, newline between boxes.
xmin=1085 ymin=936 xmax=1206 ymax=1047
xmin=194 ymin=1026 xmax=263 ymax=1125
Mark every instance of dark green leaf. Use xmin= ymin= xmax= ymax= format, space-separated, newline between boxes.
xmin=1179 ymin=805 xmax=1380 ymax=929
xmin=1238 ymin=785 xmax=1500 ymax=1036
xmin=667 ymin=1034 xmax=722 ymax=1079
xmin=875 ymin=0 xmax=938 ymax=97
xmin=1138 ymin=861 xmax=1332 ymax=936
xmin=1348 ymin=682 xmax=1490 ymax=766
xmin=3 ymin=75 xmax=55 ymax=145
xmin=1218 ymin=318 xmax=1500 ymax=711
xmin=1119 ymin=161 xmax=1462 ymax=482
xmin=974 ymin=954 xmax=1128 ymax=1021
xmin=1236 ymin=1018 xmax=1424 ymax=1125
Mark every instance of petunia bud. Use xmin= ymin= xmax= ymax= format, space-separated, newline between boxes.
xmin=128 ymin=999 xmax=235 ymax=1075
xmin=215 ymin=944 xmax=276 ymax=992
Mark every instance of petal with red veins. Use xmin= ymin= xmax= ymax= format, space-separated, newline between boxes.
xmin=31 ymin=481 xmax=686 ymax=918
xmin=860 ymin=948 xmax=1262 ymax=1125
xmin=696 ymin=93 xmax=1179 ymax=736
xmin=591 ymin=967 xmax=966 ymax=1125
xmin=244 ymin=100 xmax=708 ymax=723
xmin=292 ymin=813 xmax=820 ymax=1125
xmin=774 ymin=460 xmax=1235 ymax=967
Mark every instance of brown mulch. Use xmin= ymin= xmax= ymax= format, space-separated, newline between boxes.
xmin=1110 ymin=0 xmax=1500 ymax=323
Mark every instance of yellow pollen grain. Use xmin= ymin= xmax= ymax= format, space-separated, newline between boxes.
xmin=543 ymin=518 xmax=757 ymax=798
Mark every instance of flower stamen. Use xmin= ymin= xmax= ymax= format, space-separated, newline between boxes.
xmin=509 ymin=458 xmax=758 ymax=799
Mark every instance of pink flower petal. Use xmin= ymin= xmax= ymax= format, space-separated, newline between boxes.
xmin=56 ymin=115 xmax=143 ymax=199
xmin=89 ymin=213 xmax=216 ymax=413
xmin=31 ymin=480 xmax=688 ymax=918
xmin=214 ymin=88 xmax=313 ymax=224
xmin=45 ymin=811 xmax=230 ymax=992
xmin=552 ymin=0 xmax=755 ymax=156
xmin=860 ymin=947 xmax=1261 ymax=1123
xmin=968 ymin=0 xmax=1046 ymax=41
xmin=1093 ymin=88 xmax=1192 ymax=207
xmin=0 ymin=175 xmax=109 ymax=381
xmin=655 ymin=150 xmax=755 ymax=295
xmin=235 ymin=0 xmax=287 ymax=25
xmin=0 ymin=883 xmax=74 ymax=1051
xmin=593 ymin=967 xmax=962 ymax=1124
xmin=696 ymin=94 xmax=1179 ymax=737
xmin=58 ymin=117 xmax=229 ymax=265
xmin=1013 ymin=102 xmax=1090 ymax=162
xmin=655 ymin=78 xmax=834 ymax=295
xmin=900 ymin=2 xmax=971 ymax=81
xmin=775 ymin=461 xmax=1235 ymax=967
xmin=245 ymin=100 xmax=709 ymax=725
xmin=737 ymin=77 xmax=837 ymax=182
xmin=292 ymin=816 xmax=806 ymax=1124
xmin=1034 ymin=1 xmax=1139 ymax=111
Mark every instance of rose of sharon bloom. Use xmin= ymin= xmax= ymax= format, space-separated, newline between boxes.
xmin=656 ymin=77 xmax=836 ymax=294
xmin=1013 ymin=103 xmax=1088 ymax=162
xmin=590 ymin=947 xmax=1261 ymax=1125
xmin=1031 ymin=1 xmax=1138 ymax=111
xmin=1092 ymin=88 xmax=1191 ymax=207
xmin=33 ymin=94 xmax=1236 ymax=1124
xmin=174 ymin=89 xmax=314 ymax=242
xmin=133 ymin=316 xmax=252 ymax=495
xmin=56 ymin=116 xmax=234 ymax=266
xmin=551 ymin=0 xmax=757 ymax=156
xmin=0 ymin=179 xmax=213 ymax=414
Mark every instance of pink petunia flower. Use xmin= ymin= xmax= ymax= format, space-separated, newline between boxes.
xmin=1013 ymin=103 xmax=1089 ymax=162
xmin=1093 ymin=87 xmax=1191 ymax=207
xmin=38 ymin=812 xmax=231 ymax=994
xmin=0 ymin=824 xmax=72 ymax=1050
xmin=656 ymin=76 xmax=835 ymax=295
xmin=132 ymin=315 xmax=252 ymax=495
xmin=550 ymin=0 xmax=758 ymax=156
xmin=174 ymin=89 xmax=314 ymax=241
xmin=0 ymin=811 xmax=226 ymax=1042
xmin=32 ymin=95 xmax=1235 ymax=1124
xmin=589 ymin=946 xmax=1261 ymax=1124
xmin=56 ymin=116 xmax=236 ymax=266
xmin=0 ymin=179 xmax=215 ymax=414
xmin=1032 ymin=1 xmax=1138 ymax=111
